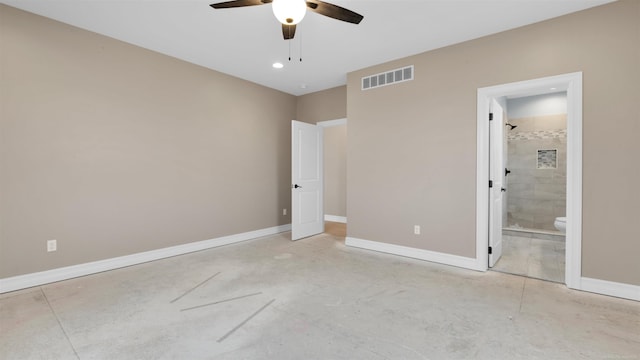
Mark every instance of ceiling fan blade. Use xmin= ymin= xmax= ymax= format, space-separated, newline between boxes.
xmin=306 ymin=0 xmax=363 ymax=24
xmin=210 ymin=0 xmax=272 ymax=9
xmin=282 ymin=24 xmax=296 ymax=40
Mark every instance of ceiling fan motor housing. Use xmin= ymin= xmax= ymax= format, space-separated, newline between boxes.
xmin=272 ymin=0 xmax=307 ymax=25
xmin=210 ymin=0 xmax=364 ymax=40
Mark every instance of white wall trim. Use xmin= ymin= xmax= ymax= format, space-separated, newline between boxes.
xmin=0 ymin=224 xmax=291 ymax=294
xmin=476 ymin=72 xmax=583 ymax=289
xmin=324 ymin=215 xmax=347 ymax=223
xmin=580 ymin=277 xmax=640 ymax=302
xmin=565 ymin=74 xmax=583 ymax=290
xmin=346 ymin=237 xmax=483 ymax=271
xmin=317 ymin=118 xmax=347 ymax=127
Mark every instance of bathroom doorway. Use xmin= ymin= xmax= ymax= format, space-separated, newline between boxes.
xmin=493 ymin=92 xmax=568 ymax=283
xmin=476 ymin=72 xmax=583 ymax=290
xmin=318 ymin=118 xmax=347 ymax=241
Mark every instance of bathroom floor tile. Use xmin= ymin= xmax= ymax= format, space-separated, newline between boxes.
xmin=492 ymin=234 xmax=565 ymax=283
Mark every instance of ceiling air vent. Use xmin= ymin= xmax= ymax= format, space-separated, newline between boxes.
xmin=361 ymin=65 xmax=414 ymax=91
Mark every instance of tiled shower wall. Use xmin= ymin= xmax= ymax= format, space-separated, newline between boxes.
xmin=506 ymin=114 xmax=566 ymax=231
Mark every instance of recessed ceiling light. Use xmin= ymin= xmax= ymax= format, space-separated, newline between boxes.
xmin=300 ymin=84 xmax=307 ymax=89
xmin=273 ymin=62 xmax=284 ymax=69
xmin=550 ymin=87 xmax=557 ymax=90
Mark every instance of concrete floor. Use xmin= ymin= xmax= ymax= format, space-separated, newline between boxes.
xmin=492 ymin=235 xmax=565 ymax=283
xmin=1 ymin=222 xmax=639 ymax=359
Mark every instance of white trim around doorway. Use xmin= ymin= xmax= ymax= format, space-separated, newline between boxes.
xmin=476 ymin=72 xmax=583 ymax=290
xmin=317 ymin=118 xmax=347 ymax=127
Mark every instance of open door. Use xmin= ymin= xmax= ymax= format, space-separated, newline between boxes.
xmin=291 ymin=120 xmax=324 ymax=240
xmin=488 ymin=99 xmax=504 ymax=267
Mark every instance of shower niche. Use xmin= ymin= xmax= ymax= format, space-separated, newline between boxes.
xmin=537 ymin=149 xmax=557 ymax=169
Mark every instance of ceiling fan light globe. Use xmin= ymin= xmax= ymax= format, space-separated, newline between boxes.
xmin=272 ymin=0 xmax=306 ymax=25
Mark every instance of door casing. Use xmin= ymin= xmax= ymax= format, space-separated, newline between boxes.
xmin=475 ymin=72 xmax=583 ymax=289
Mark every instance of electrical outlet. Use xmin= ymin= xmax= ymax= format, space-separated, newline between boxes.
xmin=283 ymin=208 xmax=287 ymax=216
xmin=414 ymin=225 xmax=421 ymax=235
xmin=47 ymin=239 xmax=57 ymax=252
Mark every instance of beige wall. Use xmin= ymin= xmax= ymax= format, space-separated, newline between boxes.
xmin=323 ymin=125 xmax=347 ymax=217
xmin=0 ymin=5 xmax=296 ymax=278
xmin=347 ymin=0 xmax=639 ymax=285
xmin=3 ymin=1 xmax=639 ymax=288
xmin=296 ymin=86 xmax=346 ymax=124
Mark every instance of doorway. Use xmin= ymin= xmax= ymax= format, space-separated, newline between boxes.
xmin=291 ymin=118 xmax=347 ymax=241
xmin=476 ymin=72 xmax=583 ymax=290
xmin=492 ymin=92 xmax=568 ymax=283
xmin=318 ymin=118 xmax=348 ymax=224
xmin=319 ymin=119 xmax=348 ymax=240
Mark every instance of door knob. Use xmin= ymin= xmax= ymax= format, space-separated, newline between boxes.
xmin=505 ymin=168 xmax=511 ymax=176
xmin=501 ymin=187 xmax=506 ymax=192
xmin=294 ymin=184 xmax=302 ymax=189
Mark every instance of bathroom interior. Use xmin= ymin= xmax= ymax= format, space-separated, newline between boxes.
xmin=492 ymin=91 xmax=567 ymax=283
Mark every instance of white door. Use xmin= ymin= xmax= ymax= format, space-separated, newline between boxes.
xmin=488 ymin=99 xmax=504 ymax=267
xmin=291 ymin=120 xmax=324 ymax=240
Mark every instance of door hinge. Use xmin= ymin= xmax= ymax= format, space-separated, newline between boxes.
xmin=489 ymin=113 xmax=494 ymax=121
xmin=488 ymin=246 xmax=493 ymax=255
xmin=489 ymin=180 xmax=493 ymax=188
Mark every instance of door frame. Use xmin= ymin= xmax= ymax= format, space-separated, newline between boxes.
xmin=291 ymin=117 xmax=347 ymax=240
xmin=475 ymin=72 xmax=583 ymax=289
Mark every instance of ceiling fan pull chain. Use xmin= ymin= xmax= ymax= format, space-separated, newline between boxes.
xmin=288 ymin=37 xmax=291 ymax=61
xmin=299 ymin=29 xmax=302 ymax=62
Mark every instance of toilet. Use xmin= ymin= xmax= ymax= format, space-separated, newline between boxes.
xmin=554 ymin=217 xmax=567 ymax=233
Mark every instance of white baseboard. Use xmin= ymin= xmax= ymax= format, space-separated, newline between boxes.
xmin=0 ymin=224 xmax=292 ymax=294
xmin=345 ymin=237 xmax=482 ymax=271
xmin=580 ymin=277 xmax=640 ymax=301
xmin=324 ymin=215 xmax=347 ymax=223
xmin=345 ymin=238 xmax=639 ymax=301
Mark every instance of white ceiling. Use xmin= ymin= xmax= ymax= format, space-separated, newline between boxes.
xmin=5 ymin=0 xmax=614 ymax=96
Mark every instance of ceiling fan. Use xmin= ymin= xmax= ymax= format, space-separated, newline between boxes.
xmin=210 ymin=0 xmax=363 ymax=40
